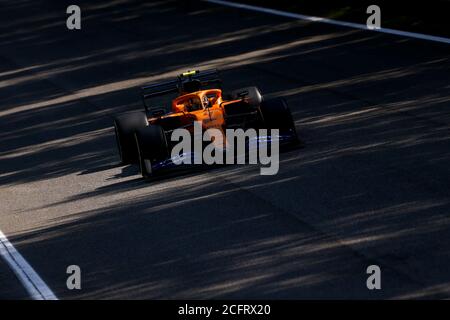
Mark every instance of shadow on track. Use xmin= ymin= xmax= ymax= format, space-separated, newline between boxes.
xmin=1 ymin=0 xmax=450 ymax=299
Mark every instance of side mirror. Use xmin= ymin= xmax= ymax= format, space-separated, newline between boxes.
xmin=150 ymin=107 xmax=166 ymax=117
xmin=231 ymin=86 xmax=262 ymax=106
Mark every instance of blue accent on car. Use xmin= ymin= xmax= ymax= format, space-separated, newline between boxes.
xmin=151 ymin=132 xmax=297 ymax=172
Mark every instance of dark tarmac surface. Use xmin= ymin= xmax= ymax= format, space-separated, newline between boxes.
xmin=0 ymin=0 xmax=449 ymax=299
xmin=0 ymin=258 xmax=29 ymax=300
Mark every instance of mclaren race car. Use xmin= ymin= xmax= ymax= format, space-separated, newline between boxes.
xmin=113 ymin=69 xmax=298 ymax=178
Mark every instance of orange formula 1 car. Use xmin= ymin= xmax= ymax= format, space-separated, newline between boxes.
xmin=113 ymin=69 xmax=298 ymax=178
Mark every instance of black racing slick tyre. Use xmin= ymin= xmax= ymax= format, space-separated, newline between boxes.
xmin=114 ymin=112 xmax=148 ymax=164
xmin=259 ymin=98 xmax=298 ymax=140
xmin=134 ymin=125 xmax=169 ymax=179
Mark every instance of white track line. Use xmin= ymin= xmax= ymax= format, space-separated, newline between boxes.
xmin=0 ymin=229 xmax=57 ymax=300
xmin=204 ymin=0 xmax=450 ymax=45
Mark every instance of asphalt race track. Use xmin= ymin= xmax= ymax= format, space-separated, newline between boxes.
xmin=0 ymin=0 xmax=449 ymax=299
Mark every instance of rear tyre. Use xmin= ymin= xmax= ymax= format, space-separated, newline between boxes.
xmin=259 ymin=98 xmax=298 ymax=140
xmin=114 ymin=112 xmax=148 ymax=164
xmin=134 ymin=125 xmax=169 ymax=179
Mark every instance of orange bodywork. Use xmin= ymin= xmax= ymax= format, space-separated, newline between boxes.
xmin=147 ymin=89 xmax=239 ymax=133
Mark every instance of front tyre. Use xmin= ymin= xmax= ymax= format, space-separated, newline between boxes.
xmin=134 ymin=125 xmax=169 ymax=179
xmin=114 ymin=112 xmax=148 ymax=164
xmin=259 ymin=98 xmax=298 ymax=141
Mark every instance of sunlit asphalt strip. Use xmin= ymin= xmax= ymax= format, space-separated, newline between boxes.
xmin=204 ymin=0 xmax=450 ymax=45
xmin=0 ymin=230 xmax=57 ymax=300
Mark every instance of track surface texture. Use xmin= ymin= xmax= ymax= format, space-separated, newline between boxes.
xmin=0 ymin=0 xmax=449 ymax=299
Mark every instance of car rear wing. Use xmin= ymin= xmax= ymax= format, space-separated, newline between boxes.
xmin=141 ymin=69 xmax=222 ymax=113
